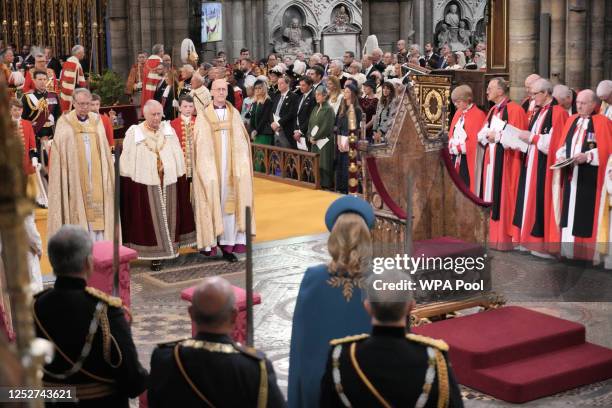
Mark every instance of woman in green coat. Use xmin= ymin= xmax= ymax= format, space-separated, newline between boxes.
xmin=308 ymin=86 xmax=336 ymax=190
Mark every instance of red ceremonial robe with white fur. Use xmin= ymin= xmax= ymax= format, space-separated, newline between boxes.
xmin=448 ymin=104 xmax=486 ymax=193
xmin=478 ymin=99 xmax=528 ymax=250
xmin=58 ymin=56 xmax=86 ymax=112
xmin=141 ymin=56 xmax=163 ymax=111
xmin=552 ymin=114 xmax=612 ymax=259
xmin=513 ymin=103 xmax=568 ymax=249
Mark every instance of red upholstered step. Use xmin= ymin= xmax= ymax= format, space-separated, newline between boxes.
xmin=412 ymin=306 xmax=612 ymax=403
xmin=414 ymin=306 xmax=585 ymax=369
xmin=476 ymin=343 xmax=612 ymax=403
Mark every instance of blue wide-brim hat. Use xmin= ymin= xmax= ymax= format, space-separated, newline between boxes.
xmin=325 ymin=195 xmax=376 ymax=231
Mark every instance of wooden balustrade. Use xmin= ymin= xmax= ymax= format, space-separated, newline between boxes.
xmin=252 ymin=143 xmax=320 ymax=189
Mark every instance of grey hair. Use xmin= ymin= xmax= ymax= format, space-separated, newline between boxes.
xmin=72 ymin=88 xmax=92 ymax=101
xmin=532 ymin=78 xmax=553 ymax=95
xmin=152 ymin=43 xmax=164 ymax=55
xmin=596 ymin=80 xmax=612 ymax=99
xmin=365 ymin=269 xmax=413 ymax=323
xmin=48 ymin=225 xmax=93 ymax=276
xmin=71 ymin=45 xmax=84 ymax=56
xmin=410 ymin=43 xmax=421 ymax=53
xmin=350 ymin=61 xmax=363 ymax=71
xmin=182 ymin=64 xmax=195 ymax=74
xmin=143 ymin=99 xmax=162 ymax=114
xmin=553 ymin=84 xmax=572 ymax=100
xmin=330 ymin=59 xmax=343 ymax=71
xmin=315 ymin=85 xmax=329 ymax=97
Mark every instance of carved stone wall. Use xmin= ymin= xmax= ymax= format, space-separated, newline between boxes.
xmin=432 ymin=0 xmax=487 ymax=51
xmin=266 ymin=0 xmax=362 ymax=58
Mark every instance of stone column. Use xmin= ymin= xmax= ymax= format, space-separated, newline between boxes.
xmin=360 ymin=1 xmax=370 ymax=57
xmin=549 ymin=0 xmax=566 ymax=84
xmin=231 ymin=1 xmax=245 ymax=61
xmin=589 ymin=0 xmax=605 ymax=88
xmin=424 ymin=0 xmax=433 ymax=49
xmin=565 ymin=0 xmax=587 ymax=89
xmin=508 ymin=0 xmax=539 ymax=101
xmin=399 ymin=0 xmax=414 ymax=44
xmin=108 ymin=0 xmax=130 ymax=76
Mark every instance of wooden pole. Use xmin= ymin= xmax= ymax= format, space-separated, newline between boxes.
xmin=245 ymin=206 xmax=254 ymax=347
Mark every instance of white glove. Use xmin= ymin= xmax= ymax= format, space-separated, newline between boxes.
xmin=31 ymin=157 xmax=38 ymax=167
xmin=172 ymin=99 xmax=179 ymax=108
xmin=48 ymin=114 xmax=55 ymax=125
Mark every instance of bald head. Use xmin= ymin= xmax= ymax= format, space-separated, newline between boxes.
xmin=189 ymin=277 xmax=237 ymax=332
xmin=576 ymin=89 xmax=597 ymax=117
xmin=211 ymin=78 xmax=229 ymax=105
xmin=596 ymin=80 xmax=612 ymax=103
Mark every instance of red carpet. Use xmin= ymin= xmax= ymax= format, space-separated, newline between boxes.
xmin=413 ymin=306 xmax=612 ymax=403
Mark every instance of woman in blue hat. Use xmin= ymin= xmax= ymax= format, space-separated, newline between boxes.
xmin=288 ymin=195 xmax=375 ymax=408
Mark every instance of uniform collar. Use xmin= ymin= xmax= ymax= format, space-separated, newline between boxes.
xmin=54 ymin=275 xmax=87 ymax=290
xmin=194 ymin=331 xmax=234 ymax=344
xmin=372 ymin=325 xmax=407 ymax=338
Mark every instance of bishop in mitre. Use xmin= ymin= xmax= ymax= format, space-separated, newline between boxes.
xmin=120 ymin=100 xmax=196 ymax=270
xmin=47 ymin=88 xmax=114 ymax=241
xmin=192 ymin=78 xmax=255 ymax=262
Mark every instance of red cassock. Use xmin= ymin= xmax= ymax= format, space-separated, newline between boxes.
xmin=100 ymin=113 xmax=114 ymax=149
xmin=22 ymin=68 xmax=58 ymax=94
xmin=19 ymin=119 xmax=37 ymax=175
xmin=141 ymin=56 xmax=163 ymax=111
xmin=448 ymin=104 xmax=486 ymax=193
xmin=514 ymin=104 xmax=568 ymax=250
xmin=551 ymin=114 xmax=612 ymax=258
xmin=58 ymin=56 xmax=86 ymax=112
xmin=480 ymin=99 xmax=528 ymax=249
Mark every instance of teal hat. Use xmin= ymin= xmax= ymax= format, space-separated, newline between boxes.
xmin=325 ymin=195 xmax=376 ymax=231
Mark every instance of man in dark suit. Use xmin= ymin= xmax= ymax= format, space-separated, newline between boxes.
xmin=149 ymin=277 xmax=286 ymax=407
xmin=33 ymin=226 xmax=148 ymax=407
xmin=45 ymin=46 xmax=62 ymax=79
xmin=292 ymin=76 xmax=316 ymax=150
xmin=154 ymin=64 xmax=178 ymax=120
xmin=271 ymin=75 xmax=298 ymax=148
xmin=362 ymin=54 xmax=376 ymax=79
xmin=320 ymin=270 xmax=464 ymax=407
xmin=421 ymin=42 xmax=439 ymax=68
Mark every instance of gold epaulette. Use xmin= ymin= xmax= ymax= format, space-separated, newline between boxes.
xmin=85 ymin=287 xmax=122 ymax=308
xmin=234 ymin=342 xmax=264 ymax=360
xmin=406 ymin=333 xmax=449 ymax=351
xmin=329 ymin=333 xmax=370 ymax=346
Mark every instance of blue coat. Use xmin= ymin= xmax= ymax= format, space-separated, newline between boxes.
xmin=287 ymin=264 xmax=372 ymax=408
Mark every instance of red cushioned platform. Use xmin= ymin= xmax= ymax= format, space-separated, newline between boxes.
xmin=413 ymin=306 xmax=612 ymax=403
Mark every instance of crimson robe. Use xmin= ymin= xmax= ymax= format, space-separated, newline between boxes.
xmin=100 ymin=114 xmax=114 ymax=149
xmin=58 ymin=56 xmax=86 ymax=112
xmin=553 ymin=114 xmax=612 ymax=259
xmin=479 ymin=99 xmax=528 ymax=250
xmin=448 ymin=104 xmax=486 ymax=193
xmin=170 ymin=116 xmax=196 ymax=179
xmin=119 ymin=123 xmax=196 ymax=260
xmin=19 ymin=119 xmax=37 ymax=175
xmin=514 ymin=104 xmax=568 ymax=250
xmin=141 ymin=56 xmax=163 ymax=111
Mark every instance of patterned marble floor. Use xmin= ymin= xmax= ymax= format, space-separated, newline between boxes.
xmin=125 ymin=233 xmax=612 ymax=407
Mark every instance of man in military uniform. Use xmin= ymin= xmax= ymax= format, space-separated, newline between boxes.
xmin=33 ymin=225 xmax=148 ymax=407
xmin=21 ymin=69 xmax=61 ymax=165
xmin=148 ymin=277 xmax=286 ymax=407
xmin=320 ymin=271 xmax=464 ymax=407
